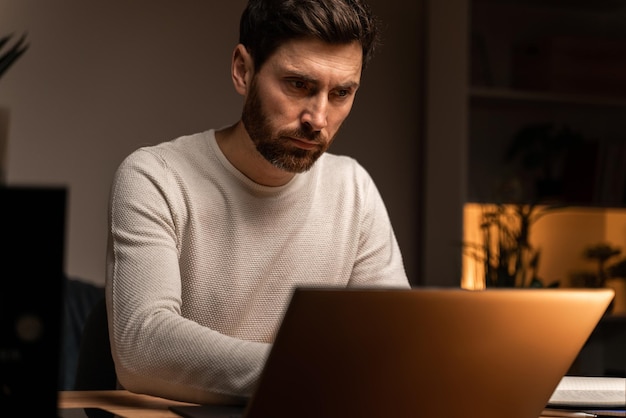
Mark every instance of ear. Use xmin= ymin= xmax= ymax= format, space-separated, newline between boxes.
xmin=231 ymin=44 xmax=254 ymax=96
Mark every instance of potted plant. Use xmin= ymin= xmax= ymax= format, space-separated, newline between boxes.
xmin=570 ymin=244 xmax=625 ymax=314
xmin=504 ymin=122 xmax=585 ymax=202
xmin=463 ymin=122 xmax=585 ymax=288
xmin=583 ymin=243 xmax=622 ymax=288
xmin=464 ymin=201 xmax=563 ymax=288
xmin=608 ymin=257 xmax=626 ymax=280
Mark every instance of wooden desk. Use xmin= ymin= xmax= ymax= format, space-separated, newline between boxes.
xmin=58 ymin=390 xmax=197 ymax=418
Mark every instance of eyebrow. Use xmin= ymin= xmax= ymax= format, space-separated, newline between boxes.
xmin=336 ymin=80 xmax=360 ymax=91
xmin=284 ymin=71 xmax=360 ymax=91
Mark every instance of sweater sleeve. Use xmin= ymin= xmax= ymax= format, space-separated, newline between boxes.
xmin=105 ymin=149 xmax=270 ymax=405
xmin=348 ymin=165 xmax=410 ymax=289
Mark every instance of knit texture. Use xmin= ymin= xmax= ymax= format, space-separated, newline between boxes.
xmin=105 ymin=129 xmax=409 ymax=404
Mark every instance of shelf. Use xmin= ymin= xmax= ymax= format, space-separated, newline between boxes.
xmin=470 ymin=87 xmax=626 ymax=108
xmin=471 ymin=0 xmax=625 ymax=12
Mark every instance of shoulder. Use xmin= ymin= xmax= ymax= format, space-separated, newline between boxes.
xmin=114 ymin=131 xmax=216 ymax=184
xmin=110 ymin=131 xmax=217 ymax=207
xmin=120 ymin=131 xmax=212 ymax=168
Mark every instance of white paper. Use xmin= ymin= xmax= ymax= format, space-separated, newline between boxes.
xmin=547 ymin=376 xmax=626 ymax=408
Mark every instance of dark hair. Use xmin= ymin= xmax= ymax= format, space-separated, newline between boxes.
xmin=239 ymin=0 xmax=380 ymax=71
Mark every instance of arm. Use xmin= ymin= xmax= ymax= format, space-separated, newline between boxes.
xmin=105 ymin=150 xmax=270 ymax=404
xmin=348 ymin=166 xmax=411 ymax=289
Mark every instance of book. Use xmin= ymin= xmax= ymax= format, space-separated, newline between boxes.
xmin=547 ymin=376 xmax=625 ymax=411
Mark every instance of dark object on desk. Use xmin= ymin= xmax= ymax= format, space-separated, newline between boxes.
xmin=169 ymin=287 xmax=614 ymax=418
xmin=58 ymin=407 xmax=115 ymax=418
xmin=171 ymin=405 xmax=245 ymax=418
xmin=74 ymin=297 xmax=117 ymax=390
xmin=570 ymin=314 xmax=626 ymax=378
xmin=0 ymin=186 xmax=67 ymax=417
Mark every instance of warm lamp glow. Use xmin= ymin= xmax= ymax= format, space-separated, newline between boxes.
xmin=462 ymin=203 xmax=626 ymax=291
xmin=462 ymin=204 xmax=488 ymax=290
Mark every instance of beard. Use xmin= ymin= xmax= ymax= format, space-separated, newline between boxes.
xmin=242 ymin=78 xmax=332 ymax=173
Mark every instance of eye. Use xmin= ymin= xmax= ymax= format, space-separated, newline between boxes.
xmin=284 ymin=78 xmax=314 ymax=97
xmin=332 ymin=88 xmax=353 ymax=101
xmin=288 ymin=79 xmax=308 ymax=91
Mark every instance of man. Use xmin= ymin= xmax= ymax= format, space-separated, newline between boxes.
xmin=105 ymin=0 xmax=410 ymax=405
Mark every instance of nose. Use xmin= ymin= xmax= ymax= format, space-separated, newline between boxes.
xmin=301 ymin=94 xmax=328 ymax=132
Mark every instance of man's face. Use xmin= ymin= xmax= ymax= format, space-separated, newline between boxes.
xmin=242 ymin=38 xmax=363 ymax=173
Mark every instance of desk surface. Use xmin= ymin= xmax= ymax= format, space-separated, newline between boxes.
xmin=59 ymin=389 xmax=625 ymax=418
xmin=58 ymin=390 xmax=197 ymax=418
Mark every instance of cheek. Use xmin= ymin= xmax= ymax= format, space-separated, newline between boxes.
xmin=260 ymin=89 xmax=301 ymax=125
xmin=327 ymin=102 xmax=354 ymax=131
xmin=274 ymin=100 xmax=302 ymax=123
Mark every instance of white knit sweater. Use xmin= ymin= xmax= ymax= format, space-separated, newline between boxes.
xmin=105 ymin=129 xmax=409 ymax=404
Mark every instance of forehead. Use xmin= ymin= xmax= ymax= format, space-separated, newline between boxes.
xmin=261 ymin=37 xmax=363 ymax=85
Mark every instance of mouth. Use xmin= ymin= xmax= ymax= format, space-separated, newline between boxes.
xmin=287 ymin=137 xmax=320 ymax=150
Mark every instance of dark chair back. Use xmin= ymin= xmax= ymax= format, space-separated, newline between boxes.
xmin=74 ymin=297 xmax=117 ymax=390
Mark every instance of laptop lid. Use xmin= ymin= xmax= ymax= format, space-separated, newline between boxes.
xmin=0 ymin=186 xmax=67 ymax=416
xmin=172 ymin=287 xmax=614 ymax=418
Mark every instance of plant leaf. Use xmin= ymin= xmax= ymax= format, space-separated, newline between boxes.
xmin=0 ymin=33 xmax=29 ymax=80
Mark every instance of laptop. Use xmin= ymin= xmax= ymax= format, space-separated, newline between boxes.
xmin=0 ymin=186 xmax=67 ymax=417
xmin=170 ymin=287 xmax=614 ymax=418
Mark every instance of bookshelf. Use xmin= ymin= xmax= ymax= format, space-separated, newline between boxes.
xmin=422 ymin=0 xmax=626 ymax=286
xmin=469 ymin=0 xmax=626 ymax=206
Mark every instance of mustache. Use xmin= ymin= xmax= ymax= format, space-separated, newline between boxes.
xmin=280 ymin=128 xmax=325 ymax=143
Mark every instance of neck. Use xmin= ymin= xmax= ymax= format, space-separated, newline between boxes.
xmin=215 ymin=122 xmax=296 ymax=187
